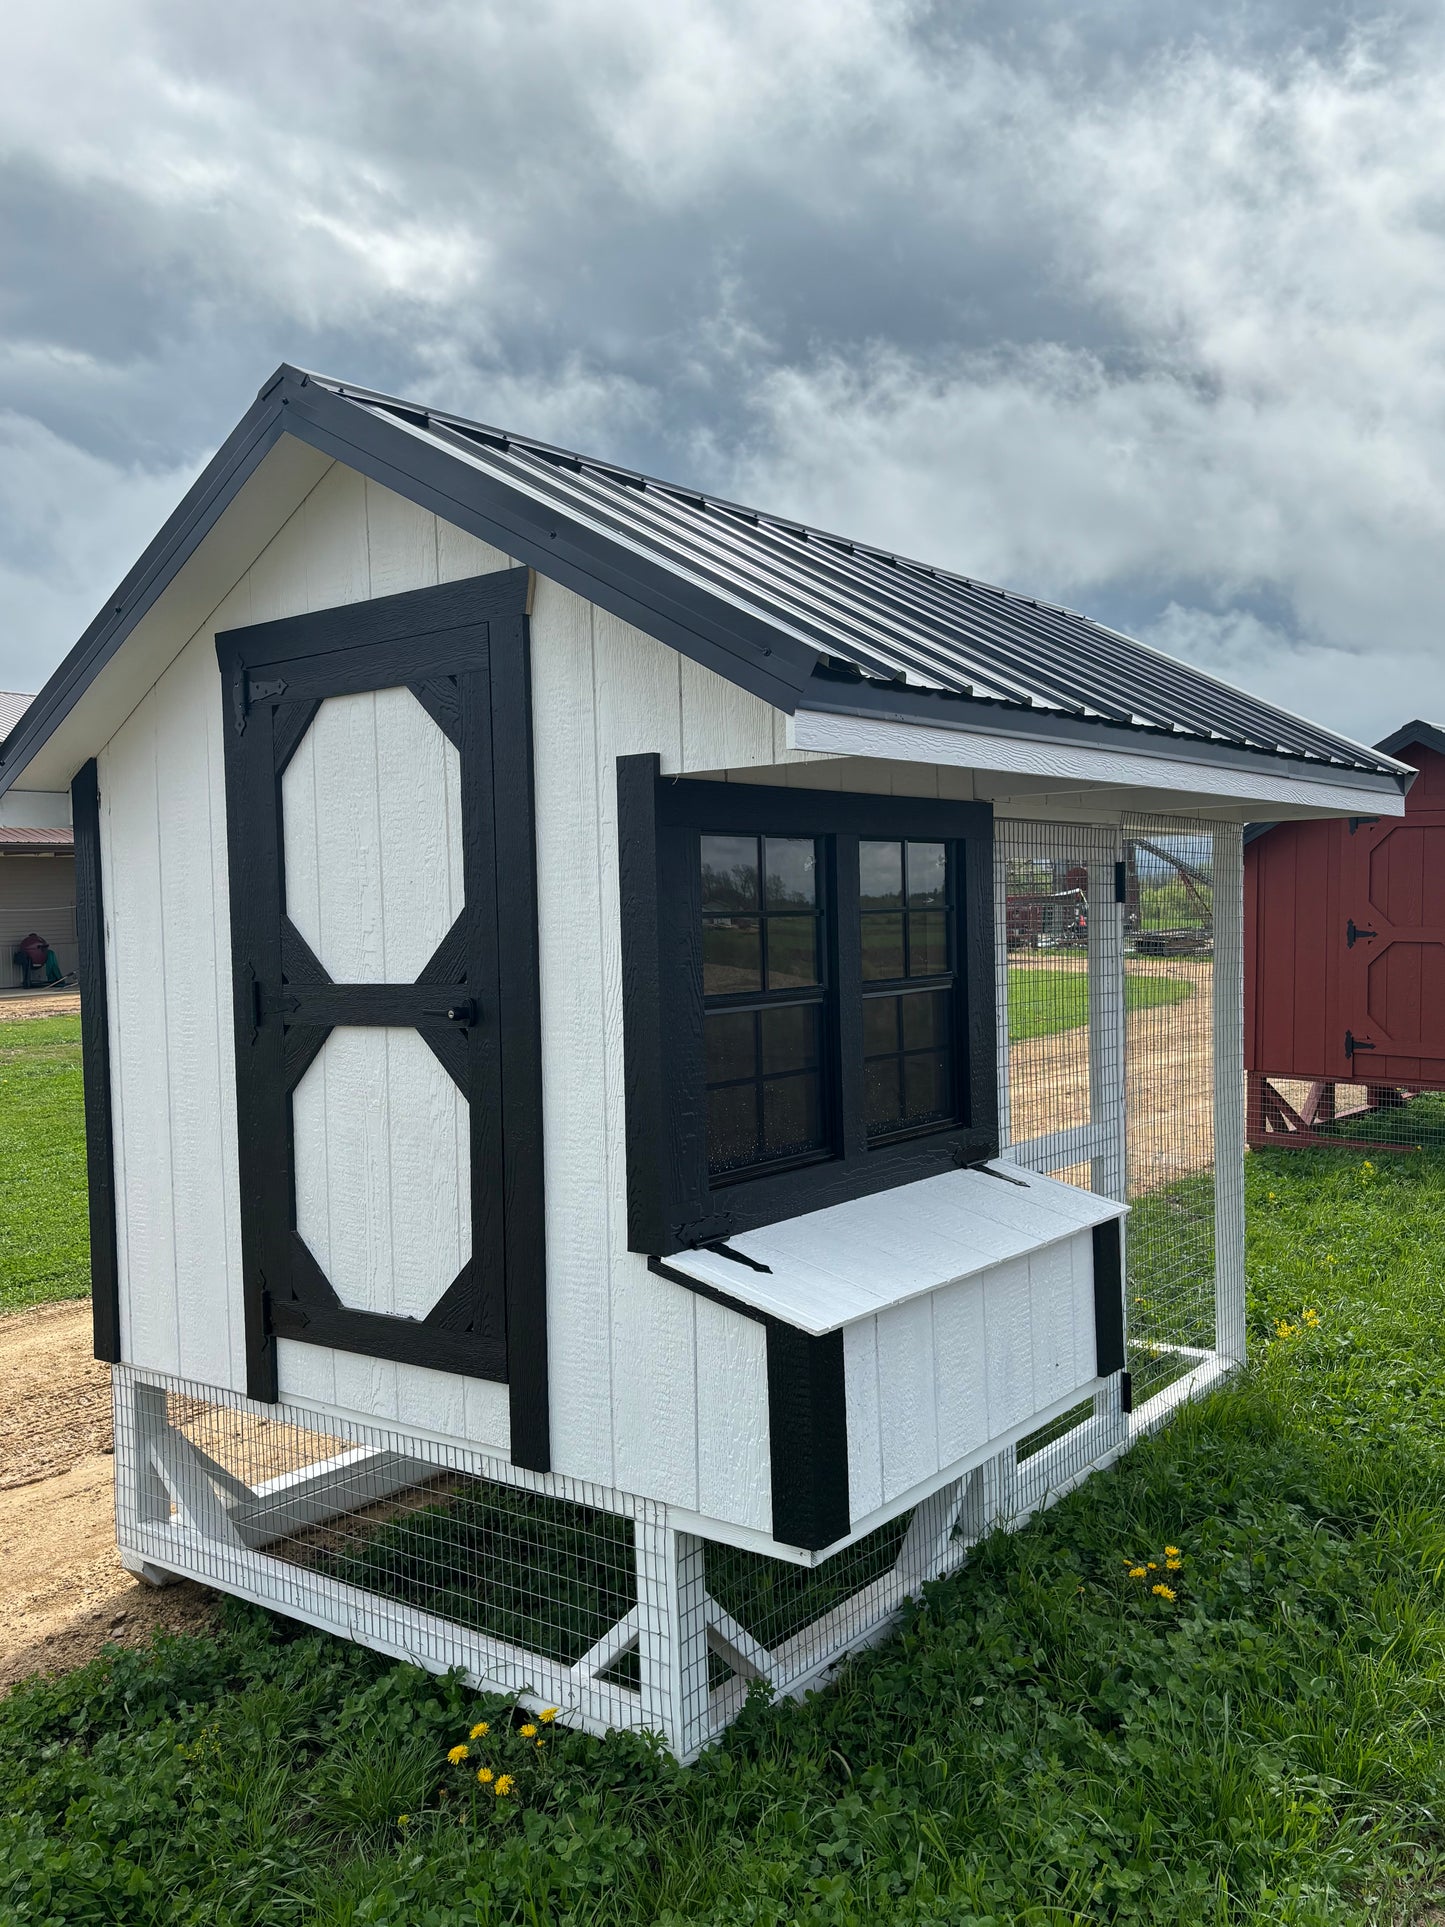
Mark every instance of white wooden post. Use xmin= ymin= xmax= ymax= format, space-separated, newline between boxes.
xmin=634 ymin=1507 xmax=711 ymax=1758
xmin=1212 ymin=826 xmax=1247 ymax=1365
xmin=117 ymin=1377 xmax=180 ymax=1587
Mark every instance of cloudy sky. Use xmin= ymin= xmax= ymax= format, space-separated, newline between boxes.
xmin=3 ymin=0 xmax=1443 ymax=742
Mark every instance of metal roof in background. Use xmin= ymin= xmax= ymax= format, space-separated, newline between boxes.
xmin=0 ymin=692 xmax=33 ymax=740
xmin=0 ymin=824 xmax=72 ymax=853
xmin=309 ymin=372 xmax=1405 ymax=779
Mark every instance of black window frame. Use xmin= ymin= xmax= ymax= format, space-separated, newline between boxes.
xmin=619 ymin=760 xmax=998 ymax=1255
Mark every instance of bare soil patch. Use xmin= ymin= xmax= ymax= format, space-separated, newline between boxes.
xmin=0 ymin=988 xmax=81 ymax=1021
xmin=0 ymin=1302 xmax=216 ymax=1691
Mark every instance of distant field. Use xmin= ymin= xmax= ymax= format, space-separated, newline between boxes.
xmin=0 ymin=1016 xmax=89 ymax=1310
xmin=1009 ymin=963 xmax=1194 ymax=1043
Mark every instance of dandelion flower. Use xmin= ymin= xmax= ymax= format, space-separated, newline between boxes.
xmin=494 ymin=1775 xmax=515 ymax=1797
xmin=397 ymin=1815 xmax=410 ymax=1828
xmin=1164 ymin=1546 xmax=1180 ymax=1558
xmin=477 ymin=1767 xmax=494 ymax=1785
xmin=535 ymin=1738 xmax=545 ymax=1748
xmin=1166 ymin=1558 xmax=1182 ymax=1571
xmin=1129 ymin=1566 xmax=1147 ymax=1579
xmin=519 ymin=1723 xmax=538 ymax=1739
xmin=1147 ymin=1562 xmax=1158 ymax=1570
xmin=539 ymin=1708 xmax=558 ymax=1723
xmin=469 ymin=1721 xmax=490 ymax=1739
xmin=1268 ymin=1191 xmax=1276 ymax=1201
xmin=447 ymin=1744 xmax=470 ymax=1765
xmin=1152 ymin=1584 xmax=1176 ymax=1602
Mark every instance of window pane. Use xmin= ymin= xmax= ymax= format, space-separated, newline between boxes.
xmin=761 ymin=1002 xmax=819 ymax=1074
xmin=907 ymin=842 xmax=947 ymax=908
xmin=703 ymin=916 xmax=761 ymax=994
xmin=862 ymin=994 xmax=899 ymax=1057
xmin=762 ymin=1073 xmax=824 ymax=1160
xmin=708 ymin=1082 xmax=759 ymax=1174
xmin=861 ymin=912 xmax=904 ymax=980
xmin=859 ymin=840 xmax=904 ymax=909
xmin=701 ymin=834 xmax=759 ymax=912
xmin=766 ymin=914 xmax=818 ymax=989
xmin=901 ymin=987 xmax=950 ymax=1051
xmin=706 ymin=1009 xmax=757 ymax=1084
xmin=903 ymin=1051 xmax=952 ymax=1125
xmin=764 ymin=837 xmax=817 ymax=908
xmin=909 ymin=911 xmax=948 ymax=977
xmin=864 ymin=1057 xmax=902 ymax=1135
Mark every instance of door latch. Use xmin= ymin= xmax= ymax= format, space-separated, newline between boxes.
xmin=426 ymin=998 xmax=478 ymax=1025
xmin=1346 ymin=919 xmax=1378 ymax=947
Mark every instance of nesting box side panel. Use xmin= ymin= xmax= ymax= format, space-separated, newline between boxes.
xmin=1244 ymin=818 xmax=1338 ymax=1080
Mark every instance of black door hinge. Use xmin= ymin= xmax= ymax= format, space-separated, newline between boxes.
xmin=704 ymin=1240 xmax=774 ymax=1275
xmin=1348 ymin=816 xmax=1379 ymax=835
xmin=1119 ymin=1370 xmax=1133 ymax=1415
xmin=1114 ymin=860 xmax=1127 ymax=904
xmin=1345 ymin=1030 xmax=1377 ymax=1058
xmin=1346 ymin=919 xmax=1378 ymax=947
xmin=231 ymin=666 xmax=289 ymax=735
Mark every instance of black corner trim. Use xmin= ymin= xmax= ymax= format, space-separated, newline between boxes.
xmin=72 ymin=760 xmax=121 ymax=1363
xmin=766 ymin=1322 xmax=851 ymax=1551
xmin=1091 ymin=1218 xmax=1126 ymax=1379
xmin=649 ymin=1257 xmax=850 ymax=1552
xmin=618 ymin=755 xmax=666 ymax=1253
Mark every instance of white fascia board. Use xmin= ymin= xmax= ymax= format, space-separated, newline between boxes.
xmin=788 ymin=708 xmax=1407 ymax=820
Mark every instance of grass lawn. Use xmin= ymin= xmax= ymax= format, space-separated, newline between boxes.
xmin=0 ymin=1015 xmax=89 ymax=1311
xmin=6 ymin=1143 xmax=1445 ymax=1923
xmin=1008 ymin=962 xmax=1195 ymax=1043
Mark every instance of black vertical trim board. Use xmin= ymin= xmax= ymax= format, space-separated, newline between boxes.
xmin=72 ymin=761 xmax=120 ymax=1364
xmin=1092 ymin=1218 xmax=1126 ymax=1378
xmin=488 ymin=611 xmax=551 ymax=1472
xmin=765 ymin=1321 xmax=851 ymax=1551
xmin=618 ymin=755 xmax=667 ymax=1253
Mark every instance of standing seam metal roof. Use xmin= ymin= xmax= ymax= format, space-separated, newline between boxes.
xmin=312 ymin=374 xmax=1402 ymax=777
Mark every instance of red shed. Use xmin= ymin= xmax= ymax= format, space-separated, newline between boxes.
xmin=1246 ymin=720 xmax=1445 ymax=1147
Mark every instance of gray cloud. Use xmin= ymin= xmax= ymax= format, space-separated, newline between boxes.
xmin=2 ymin=1 xmax=1443 ymax=744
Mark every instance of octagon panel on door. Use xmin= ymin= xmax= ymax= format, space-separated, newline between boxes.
xmin=1338 ymin=813 xmax=1445 ymax=1084
xmin=217 ymin=571 xmax=549 ymax=1469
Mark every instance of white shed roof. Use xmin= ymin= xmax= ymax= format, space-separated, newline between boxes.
xmin=663 ymin=1164 xmax=1126 ymax=1335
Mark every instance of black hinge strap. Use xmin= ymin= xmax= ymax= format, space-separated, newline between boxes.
xmin=1346 ymin=920 xmax=1378 ymax=947
xmin=232 ymin=667 xmax=289 ymax=735
xmin=704 ymin=1241 xmax=774 ymax=1275
xmin=1345 ymin=1030 xmax=1377 ymax=1057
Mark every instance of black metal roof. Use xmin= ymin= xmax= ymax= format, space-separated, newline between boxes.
xmin=0 ymin=365 xmax=1410 ymax=798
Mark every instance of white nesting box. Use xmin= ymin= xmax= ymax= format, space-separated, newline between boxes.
xmin=0 ymin=366 xmax=1408 ymax=1604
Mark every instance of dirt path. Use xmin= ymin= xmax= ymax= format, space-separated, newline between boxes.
xmin=0 ymin=1303 xmax=215 ymax=1692
xmin=0 ymin=988 xmax=81 ymax=1021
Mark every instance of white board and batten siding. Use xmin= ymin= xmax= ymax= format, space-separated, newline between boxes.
xmin=94 ymin=452 xmax=1101 ymax=1547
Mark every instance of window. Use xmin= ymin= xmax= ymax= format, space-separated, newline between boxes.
xmin=702 ymin=834 xmax=828 ymax=1176
xmin=620 ymin=764 xmax=997 ymax=1254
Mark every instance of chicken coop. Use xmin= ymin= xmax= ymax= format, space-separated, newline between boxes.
xmin=0 ymin=367 xmax=1412 ymax=1758
xmin=1246 ymin=721 xmax=1442 ymax=1150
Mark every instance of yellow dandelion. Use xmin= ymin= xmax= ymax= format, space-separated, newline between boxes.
xmin=519 ymin=1723 xmax=538 ymax=1739
xmin=446 ymin=1744 xmax=470 ymax=1765
xmin=1152 ymin=1583 xmax=1176 ymax=1601
xmin=1166 ymin=1558 xmax=1182 ymax=1571
xmin=469 ymin=1721 xmax=490 ymax=1739
xmin=1275 ymin=1319 xmax=1298 ymax=1339
xmin=1128 ymin=1566 xmax=1147 ymax=1579
xmin=539 ymin=1708 xmax=558 ymax=1723
xmin=477 ymin=1766 xmax=494 ymax=1785
xmin=397 ymin=1815 xmax=410 ymax=1828
xmin=1363 ymin=1160 xmax=1373 ymax=1171
xmin=1267 ymin=1191 xmax=1276 ymax=1201
xmin=1147 ymin=1562 xmax=1158 ymax=1570
xmin=494 ymin=1774 xmax=515 ymax=1797
xmin=1164 ymin=1546 xmax=1180 ymax=1557
xmin=535 ymin=1737 xmax=545 ymax=1748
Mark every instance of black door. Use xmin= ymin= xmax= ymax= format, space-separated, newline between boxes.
xmin=217 ymin=569 xmax=548 ymax=1469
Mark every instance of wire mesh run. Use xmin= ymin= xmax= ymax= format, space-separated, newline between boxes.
xmin=996 ymin=814 xmax=1243 ymax=1495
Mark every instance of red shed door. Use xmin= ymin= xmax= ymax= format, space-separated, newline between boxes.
xmin=1337 ymin=808 xmax=1445 ymax=1082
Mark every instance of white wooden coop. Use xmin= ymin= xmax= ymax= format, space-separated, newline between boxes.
xmin=0 ymin=369 xmax=1411 ymax=1758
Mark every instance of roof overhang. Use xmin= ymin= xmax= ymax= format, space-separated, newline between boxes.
xmin=791 ymin=706 xmax=1408 ymax=822
xmin=0 ymin=363 xmax=1414 ymax=821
